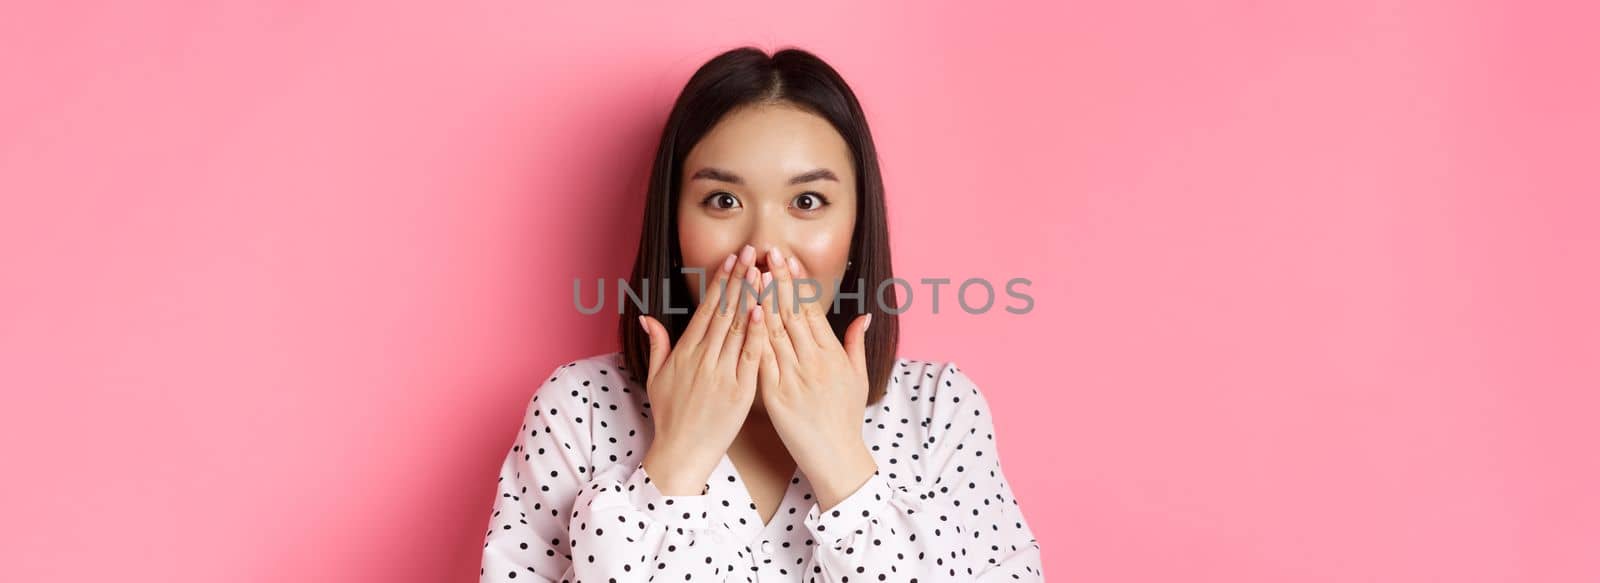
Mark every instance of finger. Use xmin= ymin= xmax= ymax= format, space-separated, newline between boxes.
xmin=764 ymin=246 xmax=817 ymax=359
xmin=844 ymin=313 xmax=871 ymax=378
xmin=758 ymin=270 xmax=802 ymax=372
xmin=718 ymin=263 xmax=760 ymax=371
xmin=678 ymin=252 xmax=737 ymax=354
xmin=758 ymin=256 xmax=805 ymax=369
xmin=700 ymin=245 xmax=758 ymax=367
xmin=760 ymin=270 xmax=774 ymax=309
xmin=756 ymin=331 xmax=780 ymax=402
xmin=640 ymin=315 xmax=670 ymax=381
xmin=736 ymin=301 xmax=767 ymax=397
xmin=787 ymin=253 xmax=842 ymax=350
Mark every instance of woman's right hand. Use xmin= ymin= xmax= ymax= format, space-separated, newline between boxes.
xmin=637 ymin=244 xmax=769 ymax=495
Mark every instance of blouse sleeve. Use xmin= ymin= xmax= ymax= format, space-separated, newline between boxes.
xmin=798 ymin=361 xmax=1046 ymax=582
xmin=479 ymin=362 xmax=749 ymax=583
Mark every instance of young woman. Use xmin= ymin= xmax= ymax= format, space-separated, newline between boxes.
xmin=479 ymin=46 xmax=1044 ymax=582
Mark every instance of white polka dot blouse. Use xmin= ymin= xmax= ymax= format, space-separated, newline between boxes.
xmin=479 ymin=351 xmax=1045 ymax=582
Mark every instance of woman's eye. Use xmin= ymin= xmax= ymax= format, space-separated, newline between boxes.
xmin=793 ymin=192 xmax=830 ymax=211
xmin=703 ymin=192 xmax=740 ymax=210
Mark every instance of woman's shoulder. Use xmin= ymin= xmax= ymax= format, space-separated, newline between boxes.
xmin=888 ymin=355 xmax=978 ymax=391
xmin=523 ymin=350 xmax=643 ymax=409
xmin=884 ymin=355 xmax=994 ymax=413
xmin=539 ymin=350 xmax=633 ymax=384
xmin=884 ymin=356 xmax=1008 ymax=459
xmin=505 ymin=352 xmax=650 ymax=472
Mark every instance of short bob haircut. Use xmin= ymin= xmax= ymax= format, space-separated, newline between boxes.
xmin=617 ymin=45 xmax=901 ymax=407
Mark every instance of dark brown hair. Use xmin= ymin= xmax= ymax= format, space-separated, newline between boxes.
xmin=617 ymin=45 xmax=900 ymax=406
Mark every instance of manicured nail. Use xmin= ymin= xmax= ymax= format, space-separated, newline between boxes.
xmin=761 ymin=271 xmax=773 ymax=288
xmin=751 ymin=304 xmax=763 ymax=324
xmin=721 ymin=253 xmax=736 ymax=273
xmin=864 ymin=313 xmax=872 ymax=331
xmin=787 ymin=255 xmax=800 ymax=273
xmin=767 ymin=245 xmax=783 ymax=266
xmin=638 ymin=315 xmax=648 ymax=334
xmin=739 ymin=244 xmax=755 ymax=265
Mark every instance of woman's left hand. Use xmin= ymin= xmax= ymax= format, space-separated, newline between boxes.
xmin=755 ymin=246 xmax=878 ymax=511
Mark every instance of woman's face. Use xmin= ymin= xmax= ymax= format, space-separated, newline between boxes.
xmin=677 ymin=102 xmax=858 ymax=320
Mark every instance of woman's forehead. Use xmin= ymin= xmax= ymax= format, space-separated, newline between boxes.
xmin=685 ymin=107 xmax=853 ymax=183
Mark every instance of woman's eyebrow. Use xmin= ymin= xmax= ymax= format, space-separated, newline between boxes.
xmin=689 ymin=167 xmax=840 ymax=185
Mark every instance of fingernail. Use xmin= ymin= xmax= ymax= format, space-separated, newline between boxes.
xmin=638 ymin=315 xmax=648 ymax=334
xmin=751 ymin=304 xmax=763 ymax=324
xmin=739 ymin=244 xmax=755 ymax=265
xmin=721 ymin=253 xmax=736 ymax=273
xmin=864 ymin=313 xmax=873 ymax=331
xmin=787 ymin=255 xmax=799 ymax=273
xmin=761 ymin=271 xmax=773 ymax=288
xmin=767 ymin=246 xmax=783 ymax=266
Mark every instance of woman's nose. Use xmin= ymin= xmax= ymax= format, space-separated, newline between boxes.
xmin=750 ymin=245 xmax=771 ymax=272
xmin=748 ymin=243 xmax=780 ymax=272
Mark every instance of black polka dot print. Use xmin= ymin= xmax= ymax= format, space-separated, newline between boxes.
xmin=478 ymin=351 xmax=1045 ymax=582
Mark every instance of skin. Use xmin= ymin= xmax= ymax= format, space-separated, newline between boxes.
xmin=637 ymin=102 xmax=878 ymax=516
xmin=676 ymin=102 xmax=856 ymax=412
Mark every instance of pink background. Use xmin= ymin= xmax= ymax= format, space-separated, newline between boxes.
xmin=3 ymin=1 xmax=1597 ymax=581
